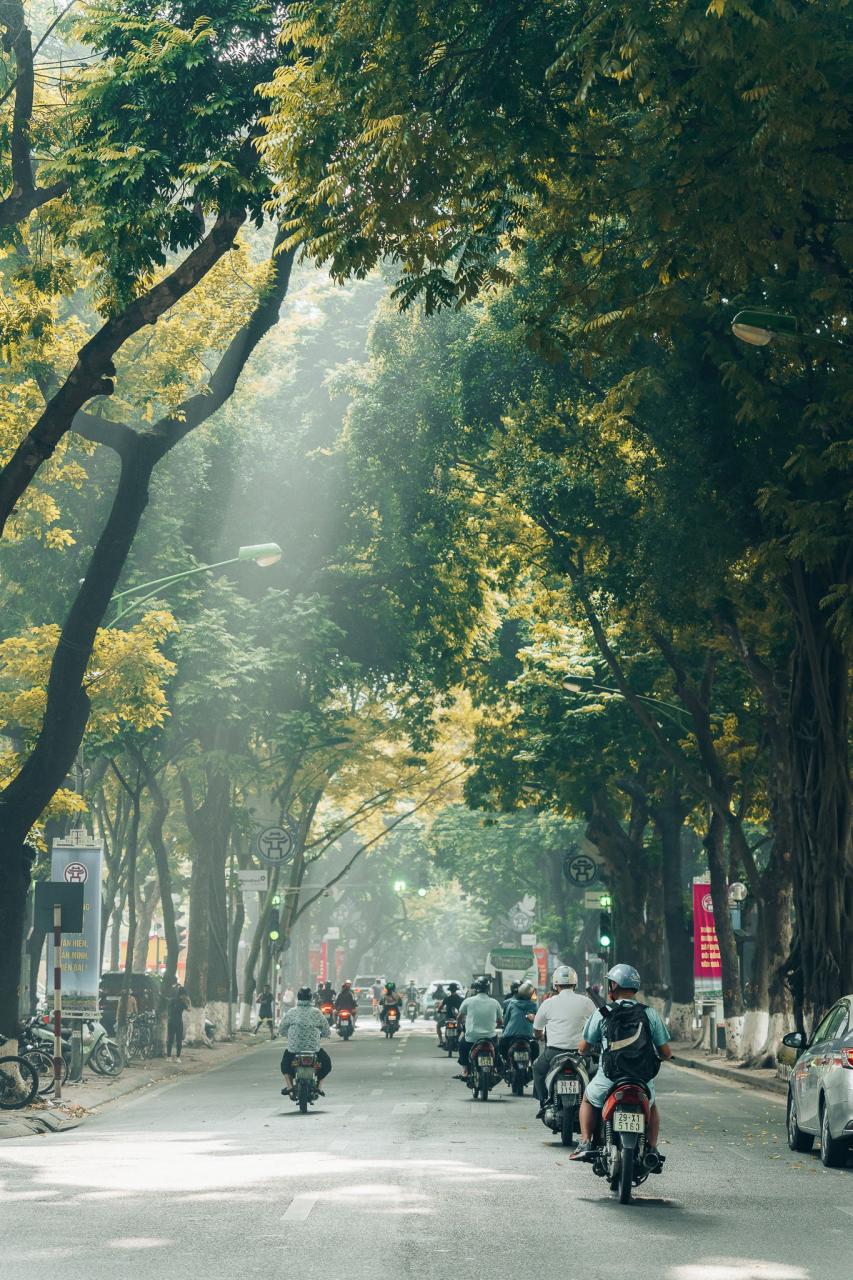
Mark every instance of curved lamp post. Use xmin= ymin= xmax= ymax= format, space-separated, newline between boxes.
xmin=730 ymin=309 xmax=798 ymax=347
xmin=562 ymin=674 xmax=692 ymax=730
xmin=108 ymin=542 xmax=282 ymax=627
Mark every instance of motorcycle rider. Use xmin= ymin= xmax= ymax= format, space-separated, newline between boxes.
xmin=499 ymin=979 xmax=538 ymax=1068
xmin=334 ymin=980 xmax=358 ymax=1026
xmin=316 ymin=979 xmax=335 ymax=1008
xmin=502 ymin=981 xmax=521 ymax=1016
xmin=456 ymin=977 xmax=503 ymax=1082
xmin=279 ymin=987 xmax=332 ymax=1096
xmin=532 ymin=964 xmax=596 ymax=1117
xmin=436 ymin=981 xmax=463 ymax=1046
xmin=378 ymin=981 xmax=403 ymax=1029
xmin=570 ymin=963 xmax=672 ymax=1164
xmin=255 ymin=984 xmax=276 ymax=1039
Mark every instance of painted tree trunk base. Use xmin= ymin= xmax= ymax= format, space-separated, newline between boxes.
xmin=667 ymin=1001 xmax=694 ymax=1040
xmin=724 ymin=1014 xmax=746 ymax=1059
xmin=184 ymin=1007 xmax=207 ymax=1045
xmin=207 ymin=1000 xmax=230 ymax=1038
xmin=238 ymin=1002 xmax=254 ymax=1032
xmin=745 ymin=1011 xmax=792 ymax=1067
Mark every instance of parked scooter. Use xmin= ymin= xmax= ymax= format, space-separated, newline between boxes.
xmin=29 ymin=1012 xmax=124 ymax=1076
xmin=502 ymin=1038 xmax=535 ymax=1096
xmin=540 ymin=1050 xmax=590 ymax=1145
xmin=589 ymin=1080 xmax=664 ymax=1203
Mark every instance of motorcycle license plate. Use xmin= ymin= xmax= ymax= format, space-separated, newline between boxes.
xmin=296 ymin=1068 xmax=315 ymax=1081
xmin=614 ymin=1111 xmax=645 ymax=1133
xmin=556 ymin=1078 xmax=580 ymax=1094
xmin=515 ymin=1052 xmax=529 ymax=1062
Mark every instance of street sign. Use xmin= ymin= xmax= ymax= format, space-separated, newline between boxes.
xmin=584 ymin=889 xmax=610 ymax=909
xmin=47 ymin=840 xmax=103 ymax=1016
xmin=236 ymin=868 xmax=268 ymax=892
xmin=325 ymin=926 xmax=340 ymax=940
xmin=489 ymin=946 xmax=535 ymax=971
xmin=520 ymin=932 xmax=537 ymax=946
xmin=566 ymin=853 xmax=600 ymax=886
xmin=257 ymin=819 xmax=296 ymax=866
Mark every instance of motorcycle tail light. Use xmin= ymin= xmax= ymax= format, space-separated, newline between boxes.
xmin=837 ymin=1048 xmax=853 ymax=1069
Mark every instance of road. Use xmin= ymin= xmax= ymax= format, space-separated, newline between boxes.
xmin=1 ymin=1019 xmax=848 ymax=1278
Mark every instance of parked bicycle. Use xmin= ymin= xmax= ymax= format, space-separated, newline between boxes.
xmin=125 ymin=1012 xmax=157 ymax=1063
xmin=0 ymin=1038 xmax=40 ymax=1109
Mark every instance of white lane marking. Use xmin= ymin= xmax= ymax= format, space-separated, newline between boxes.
xmin=371 ymin=1088 xmax=383 ymax=1096
xmin=283 ymin=1194 xmax=317 ymax=1222
xmin=328 ymin=1139 xmax=349 ymax=1153
xmin=392 ymin=1102 xmax=428 ymax=1116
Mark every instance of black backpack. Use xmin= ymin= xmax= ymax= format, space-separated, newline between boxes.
xmin=600 ymin=1002 xmax=661 ymax=1081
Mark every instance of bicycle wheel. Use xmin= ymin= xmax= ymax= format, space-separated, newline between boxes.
xmin=0 ymin=1055 xmax=39 ymax=1109
xmin=23 ymin=1048 xmax=67 ymax=1095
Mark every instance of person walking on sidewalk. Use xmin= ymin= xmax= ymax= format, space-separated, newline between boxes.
xmin=167 ymin=983 xmax=191 ymax=1061
xmin=256 ymin=985 xmax=276 ymax=1038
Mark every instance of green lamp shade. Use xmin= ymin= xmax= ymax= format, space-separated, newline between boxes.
xmin=238 ymin=542 xmax=282 ymax=567
xmin=731 ymin=310 xmax=798 ymax=346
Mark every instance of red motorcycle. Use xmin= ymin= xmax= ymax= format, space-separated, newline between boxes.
xmin=590 ymin=1081 xmax=663 ymax=1203
xmin=336 ymin=1008 xmax=355 ymax=1040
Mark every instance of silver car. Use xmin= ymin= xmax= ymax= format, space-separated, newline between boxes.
xmin=785 ymin=994 xmax=853 ymax=1167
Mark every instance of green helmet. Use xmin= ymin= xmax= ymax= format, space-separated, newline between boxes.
xmin=386 ymin=981 xmax=396 ymax=992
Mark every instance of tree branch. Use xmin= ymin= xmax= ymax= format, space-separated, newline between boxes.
xmin=0 ymin=2 xmax=67 ymax=226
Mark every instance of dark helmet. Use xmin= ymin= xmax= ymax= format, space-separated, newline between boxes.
xmin=297 ymin=987 xmax=313 ymax=1003
xmin=473 ymin=977 xmax=490 ymax=993
xmin=509 ymin=981 xmax=520 ymax=995
xmin=447 ymin=982 xmax=460 ymax=993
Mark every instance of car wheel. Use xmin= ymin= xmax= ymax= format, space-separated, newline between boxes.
xmin=787 ymin=1091 xmax=814 ymax=1153
xmin=819 ymin=1101 xmax=849 ymax=1168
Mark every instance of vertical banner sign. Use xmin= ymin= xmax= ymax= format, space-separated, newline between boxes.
xmin=533 ymin=945 xmax=549 ymax=990
xmin=335 ymin=947 xmax=346 ymax=984
xmin=308 ymin=945 xmax=322 ymax=980
xmin=693 ymin=880 xmax=723 ymax=1002
xmin=48 ymin=839 xmax=103 ymax=1016
xmin=319 ymin=940 xmax=328 ymax=982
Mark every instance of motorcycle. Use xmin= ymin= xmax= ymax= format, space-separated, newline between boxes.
xmin=540 ymin=1051 xmax=590 ymax=1145
xmin=590 ymin=1081 xmax=664 ymax=1204
xmin=443 ymin=1017 xmax=460 ymax=1057
xmin=29 ymin=1013 xmax=124 ymax=1077
xmin=291 ymin=1051 xmax=322 ymax=1114
xmin=336 ymin=1008 xmax=355 ymax=1040
xmin=383 ymin=1006 xmax=400 ymax=1038
xmin=406 ymin=998 xmax=418 ymax=1023
xmin=319 ymin=1001 xmax=335 ymax=1023
xmin=468 ymin=1039 xmax=499 ymax=1102
xmin=502 ymin=1037 xmax=535 ymax=1096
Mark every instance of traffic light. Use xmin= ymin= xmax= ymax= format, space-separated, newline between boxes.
xmin=598 ymin=910 xmax=612 ymax=950
xmin=268 ymin=895 xmax=281 ymax=943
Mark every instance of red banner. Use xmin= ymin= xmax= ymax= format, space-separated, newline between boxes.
xmin=533 ymin=945 xmax=548 ymax=989
xmin=693 ymin=881 xmax=722 ymax=998
xmin=308 ymin=945 xmax=322 ymax=978
xmin=335 ymin=947 xmax=346 ymax=983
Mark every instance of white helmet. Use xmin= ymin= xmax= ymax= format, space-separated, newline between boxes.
xmin=552 ymin=965 xmax=578 ymax=988
xmin=517 ymin=980 xmax=535 ymax=998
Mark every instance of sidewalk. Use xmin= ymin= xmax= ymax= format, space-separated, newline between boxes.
xmin=671 ymin=1040 xmax=788 ymax=1097
xmin=0 ymin=1032 xmax=270 ymax=1140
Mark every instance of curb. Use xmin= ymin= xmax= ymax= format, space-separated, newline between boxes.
xmin=0 ymin=1035 xmax=265 ymax=1140
xmin=672 ymin=1053 xmax=787 ymax=1097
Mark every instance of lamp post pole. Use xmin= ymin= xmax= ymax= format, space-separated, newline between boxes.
xmin=107 ymin=543 xmax=283 ymax=628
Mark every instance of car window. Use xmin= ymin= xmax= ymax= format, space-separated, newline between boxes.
xmin=825 ymin=1004 xmax=849 ymax=1041
xmin=810 ymin=1004 xmax=844 ymax=1045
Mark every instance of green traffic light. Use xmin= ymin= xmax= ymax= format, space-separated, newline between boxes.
xmin=269 ymin=928 xmax=280 ymax=941
xmin=599 ymin=893 xmax=612 ymax=908
xmin=599 ymin=933 xmax=612 ymax=948
xmin=271 ymin=893 xmax=282 ymax=906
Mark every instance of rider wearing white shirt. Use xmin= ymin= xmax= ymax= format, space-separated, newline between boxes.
xmin=532 ymin=965 xmax=595 ymax=1115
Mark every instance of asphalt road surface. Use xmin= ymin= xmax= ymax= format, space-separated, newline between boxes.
xmin=1 ymin=1019 xmax=849 ymax=1279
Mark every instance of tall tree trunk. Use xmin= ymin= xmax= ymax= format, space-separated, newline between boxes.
xmin=787 ymin=560 xmax=853 ymax=1019
xmin=704 ymin=811 xmax=744 ymax=1052
xmin=655 ymin=794 xmax=694 ymax=1009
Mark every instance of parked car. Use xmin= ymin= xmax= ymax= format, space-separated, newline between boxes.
xmin=424 ymin=980 xmax=465 ymax=1019
xmin=99 ymin=972 xmax=163 ymax=1032
xmin=785 ymin=994 xmax=853 ymax=1167
xmin=352 ymin=976 xmax=383 ymax=1008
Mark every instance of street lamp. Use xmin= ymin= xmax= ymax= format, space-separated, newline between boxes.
xmin=108 ymin=542 xmax=282 ymax=627
xmin=563 ymin=674 xmax=691 ymax=729
xmin=730 ymin=309 xmax=798 ymax=347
